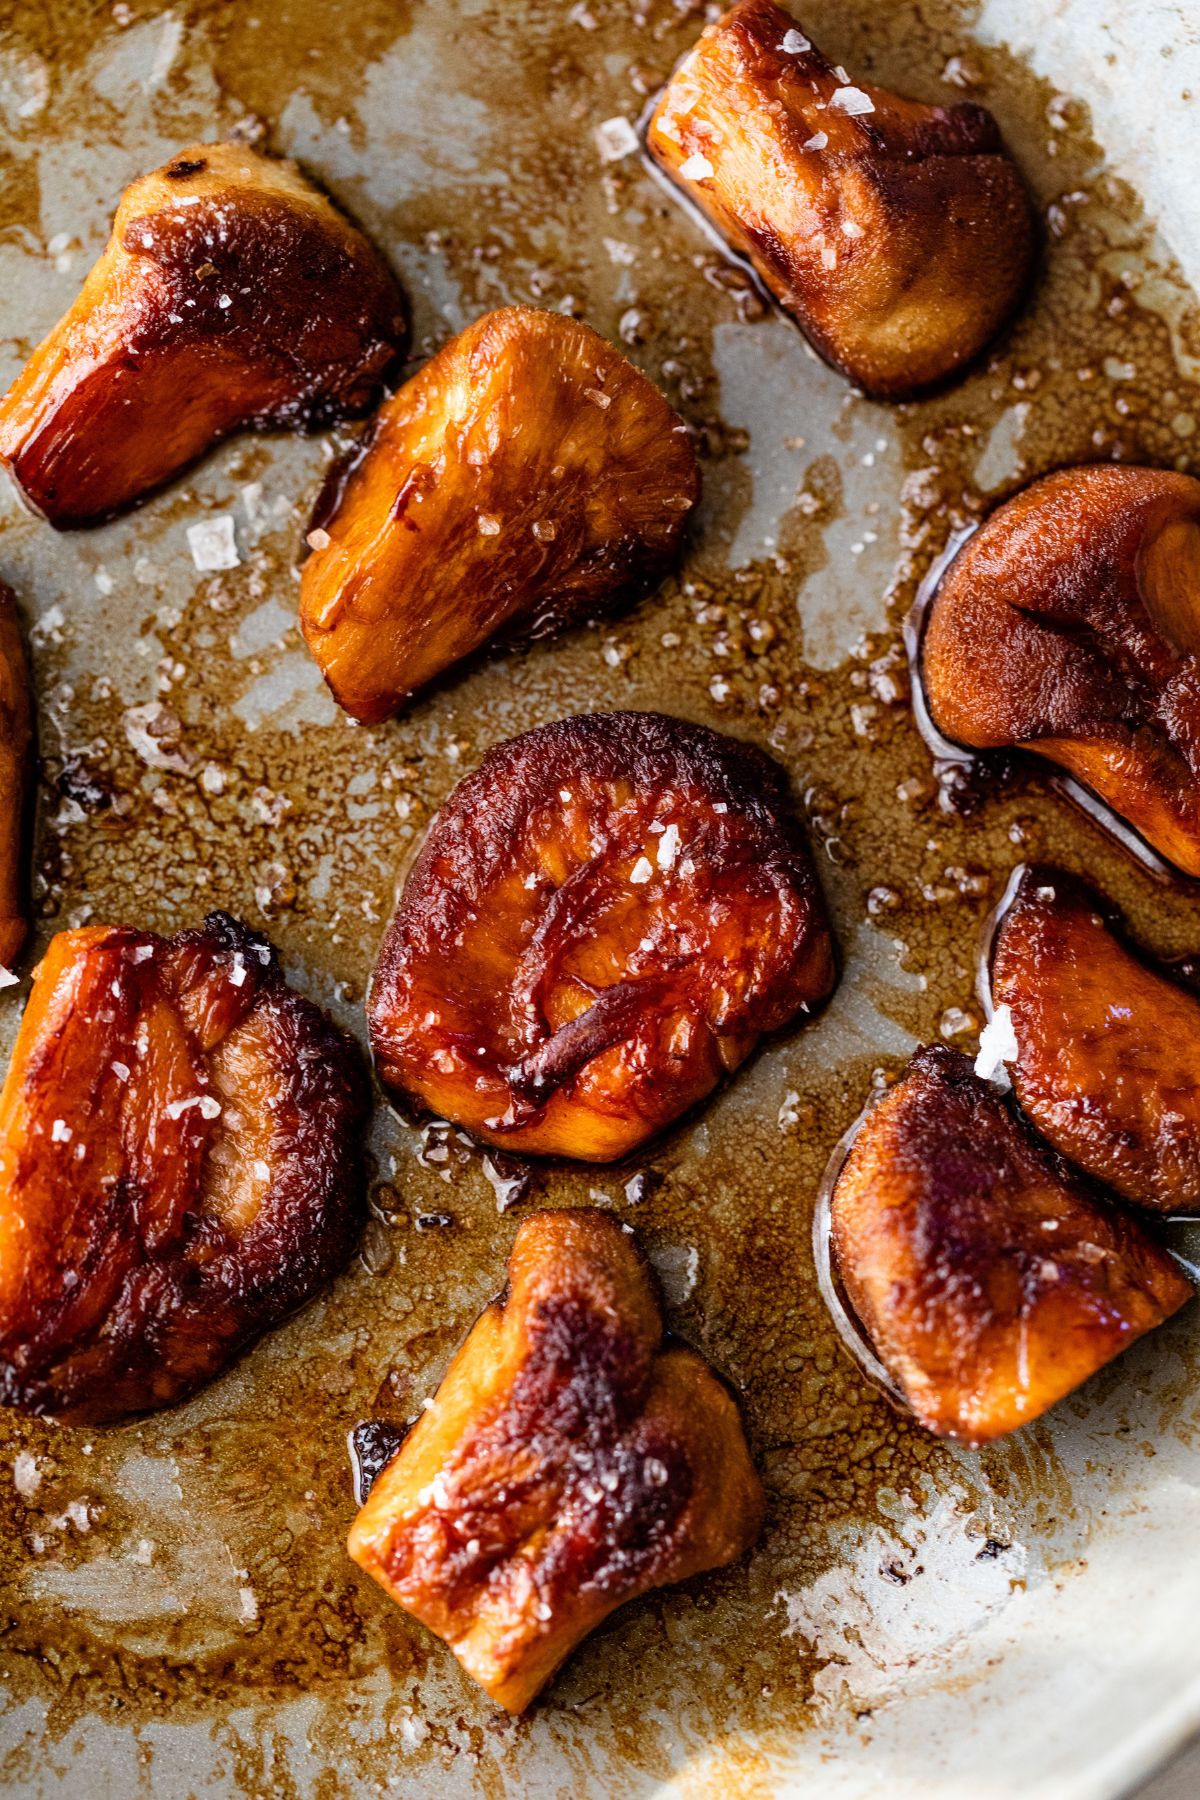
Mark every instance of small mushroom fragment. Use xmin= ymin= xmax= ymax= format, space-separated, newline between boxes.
xmin=992 ymin=867 xmax=1200 ymax=1214
xmin=0 ymin=585 xmax=33 ymax=971
xmin=368 ymin=711 xmax=836 ymax=1161
xmin=923 ymin=465 xmax=1200 ymax=875
xmin=0 ymin=143 xmax=406 ymax=527
xmin=646 ymin=0 xmax=1035 ymax=397
xmin=298 ymin=306 xmax=699 ymax=723
xmin=0 ymin=913 xmax=368 ymax=1421
xmin=347 ymin=1208 xmax=764 ymax=1712
xmin=830 ymin=1045 xmax=1191 ymax=1443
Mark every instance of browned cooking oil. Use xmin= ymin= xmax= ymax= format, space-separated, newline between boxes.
xmin=1 ymin=0 xmax=1199 ymax=1794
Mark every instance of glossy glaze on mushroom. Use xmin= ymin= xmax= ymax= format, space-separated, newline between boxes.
xmin=0 ymin=913 xmax=368 ymax=1421
xmin=298 ymin=306 xmax=699 ymax=723
xmin=829 ymin=1044 xmax=1192 ymax=1443
xmin=922 ymin=464 xmax=1200 ymax=875
xmin=368 ymin=711 xmax=836 ymax=1161
xmin=0 ymin=143 xmax=407 ymax=527
xmin=991 ymin=866 xmax=1200 ymax=1214
xmin=0 ymin=584 xmax=33 ymax=971
xmin=347 ymin=1208 xmax=764 ymax=1712
xmin=646 ymin=0 xmax=1036 ymax=398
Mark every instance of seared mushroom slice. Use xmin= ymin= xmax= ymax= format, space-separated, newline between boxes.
xmin=347 ymin=1208 xmax=764 ymax=1712
xmin=299 ymin=306 xmax=699 ymax=723
xmin=830 ymin=1045 xmax=1191 ymax=1443
xmin=646 ymin=0 xmax=1035 ymax=397
xmin=923 ymin=465 xmax=1200 ymax=875
xmin=0 ymin=143 xmax=406 ymax=527
xmin=368 ymin=712 xmax=836 ymax=1161
xmin=991 ymin=867 xmax=1200 ymax=1214
xmin=0 ymin=585 xmax=32 ymax=970
xmin=0 ymin=913 xmax=368 ymax=1421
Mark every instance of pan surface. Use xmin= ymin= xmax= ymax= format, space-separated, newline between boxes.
xmin=2 ymin=2 xmax=1200 ymax=1795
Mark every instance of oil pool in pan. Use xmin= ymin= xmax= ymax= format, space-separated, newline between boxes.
xmin=1 ymin=0 xmax=1200 ymax=1795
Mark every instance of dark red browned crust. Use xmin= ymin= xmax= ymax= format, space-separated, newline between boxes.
xmin=830 ymin=1044 xmax=1192 ymax=1443
xmin=347 ymin=1208 xmax=764 ymax=1712
xmin=646 ymin=0 xmax=1036 ymax=397
xmin=0 ymin=143 xmax=407 ymax=527
xmin=368 ymin=711 xmax=836 ymax=1161
xmin=298 ymin=306 xmax=699 ymax=723
xmin=992 ymin=866 xmax=1200 ymax=1214
xmin=922 ymin=464 xmax=1200 ymax=875
xmin=0 ymin=913 xmax=368 ymax=1421
xmin=0 ymin=584 xmax=33 ymax=970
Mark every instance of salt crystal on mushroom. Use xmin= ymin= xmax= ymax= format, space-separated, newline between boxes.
xmin=974 ymin=1003 xmax=1018 ymax=1088
xmin=829 ymin=86 xmax=875 ymax=115
xmin=679 ymin=151 xmax=715 ymax=181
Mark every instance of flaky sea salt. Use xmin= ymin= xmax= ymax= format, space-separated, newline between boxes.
xmin=803 ymin=130 xmax=829 ymax=150
xmin=781 ymin=27 xmax=811 ymax=52
xmin=679 ymin=151 xmax=715 ymax=181
xmin=656 ymin=822 xmax=680 ymax=870
xmin=0 ymin=966 xmax=18 ymax=990
xmin=974 ymin=1004 xmax=1019 ymax=1088
xmin=186 ymin=514 xmax=239 ymax=572
xmin=306 ymin=527 xmax=331 ymax=551
xmin=630 ymin=856 xmax=654 ymax=884
xmin=166 ymin=1094 xmax=222 ymax=1121
xmin=595 ymin=115 xmax=639 ymax=163
xmin=829 ymin=86 xmax=875 ymax=116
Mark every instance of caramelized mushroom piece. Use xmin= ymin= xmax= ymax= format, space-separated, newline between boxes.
xmin=0 ymin=913 xmax=368 ymax=1421
xmin=0 ymin=143 xmax=406 ymax=527
xmin=830 ymin=1045 xmax=1191 ymax=1443
xmin=992 ymin=867 xmax=1200 ymax=1214
xmin=923 ymin=465 xmax=1200 ymax=875
xmin=347 ymin=1208 xmax=764 ymax=1712
xmin=368 ymin=711 xmax=836 ymax=1161
xmin=646 ymin=0 xmax=1035 ymax=397
xmin=298 ymin=307 xmax=699 ymax=723
xmin=0 ymin=585 xmax=33 ymax=970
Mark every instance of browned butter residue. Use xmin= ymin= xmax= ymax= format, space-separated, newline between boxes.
xmin=0 ymin=0 xmax=1198 ymax=1794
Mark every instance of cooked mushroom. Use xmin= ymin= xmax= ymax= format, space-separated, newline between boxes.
xmin=829 ymin=1045 xmax=1192 ymax=1443
xmin=0 ymin=913 xmax=368 ymax=1421
xmin=922 ymin=465 xmax=1200 ymax=875
xmin=298 ymin=307 xmax=699 ymax=723
xmin=0 ymin=585 xmax=33 ymax=971
xmin=368 ymin=711 xmax=836 ymax=1161
xmin=646 ymin=0 xmax=1035 ymax=397
xmin=991 ymin=867 xmax=1200 ymax=1214
xmin=0 ymin=143 xmax=406 ymax=527
xmin=347 ymin=1208 xmax=764 ymax=1712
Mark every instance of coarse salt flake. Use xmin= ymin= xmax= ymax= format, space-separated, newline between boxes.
xmin=595 ymin=115 xmax=639 ymax=163
xmin=656 ymin=822 xmax=680 ymax=870
xmin=186 ymin=514 xmax=240 ymax=572
xmin=630 ymin=856 xmax=654 ymax=884
xmin=974 ymin=1003 xmax=1019 ymax=1088
xmin=111 ymin=1061 xmax=131 ymax=1082
xmin=51 ymin=1119 xmax=72 ymax=1143
xmin=679 ymin=151 xmax=715 ymax=181
xmin=0 ymin=966 xmax=17 ymax=990
xmin=782 ymin=28 xmax=811 ymax=52
xmin=476 ymin=513 xmax=501 ymax=536
xmin=306 ymin=527 xmax=331 ymax=551
xmin=803 ymin=130 xmax=829 ymax=150
xmin=829 ymin=86 xmax=875 ymax=115
xmin=166 ymin=1094 xmax=222 ymax=1121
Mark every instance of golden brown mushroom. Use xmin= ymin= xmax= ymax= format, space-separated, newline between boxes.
xmin=347 ymin=1208 xmax=764 ymax=1712
xmin=991 ymin=866 xmax=1200 ymax=1214
xmin=646 ymin=0 xmax=1036 ymax=397
xmin=368 ymin=711 xmax=836 ymax=1161
xmin=829 ymin=1045 xmax=1191 ymax=1443
xmin=0 ymin=913 xmax=368 ymax=1421
xmin=298 ymin=306 xmax=699 ymax=723
xmin=0 ymin=143 xmax=406 ymax=527
xmin=922 ymin=465 xmax=1200 ymax=875
xmin=0 ymin=584 xmax=33 ymax=970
